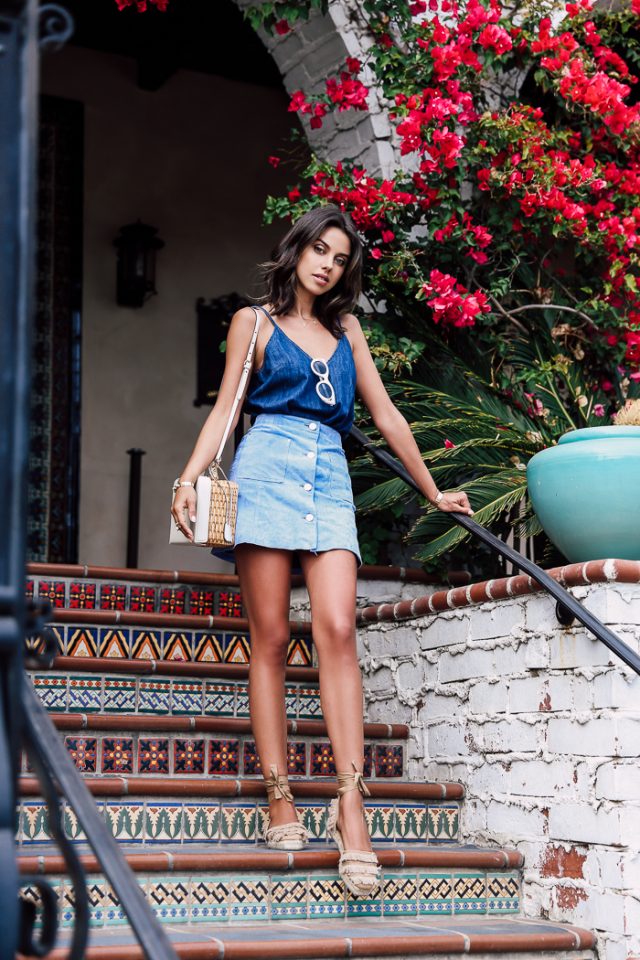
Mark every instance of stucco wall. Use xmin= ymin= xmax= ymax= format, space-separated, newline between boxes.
xmin=357 ymin=565 xmax=640 ymax=960
xmin=41 ymin=46 xmax=295 ymax=573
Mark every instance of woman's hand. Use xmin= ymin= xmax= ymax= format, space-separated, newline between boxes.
xmin=172 ymin=486 xmax=197 ymax=540
xmin=432 ymin=491 xmax=474 ymax=516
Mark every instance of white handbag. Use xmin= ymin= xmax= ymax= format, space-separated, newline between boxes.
xmin=169 ymin=307 xmax=262 ymax=547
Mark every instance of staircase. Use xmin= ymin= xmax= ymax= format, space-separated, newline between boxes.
xmin=19 ymin=563 xmax=596 ymax=959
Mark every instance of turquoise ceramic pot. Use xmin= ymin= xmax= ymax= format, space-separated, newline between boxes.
xmin=527 ymin=426 xmax=640 ymax=562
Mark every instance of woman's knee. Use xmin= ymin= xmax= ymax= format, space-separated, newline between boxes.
xmin=249 ymin=623 xmax=290 ymax=665
xmin=315 ymin=617 xmax=357 ymax=662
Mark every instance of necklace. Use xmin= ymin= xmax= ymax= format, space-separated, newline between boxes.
xmin=295 ymin=312 xmax=318 ymax=328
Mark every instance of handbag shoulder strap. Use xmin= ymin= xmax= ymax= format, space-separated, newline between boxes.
xmin=213 ymin=306 xmax=261 ymax=464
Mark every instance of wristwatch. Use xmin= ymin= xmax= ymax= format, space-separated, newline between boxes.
xmin=432 ymin=490 xmax=444 ymax=505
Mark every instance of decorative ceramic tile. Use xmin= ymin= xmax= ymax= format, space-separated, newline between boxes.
xmin=174 ymin=738 xmax=205 ymax=774
xmin=38 ymin=580 xmax=66 ymax=607
xmin=346 ymin=884 xmax=382 ymax=918
xmin=228 ymin=877 xmax=269 ymax=921
xmin=104 ymin=882 xmax=127 ymax=925
xmin=287 ymin=636 xmax=312 ymax=667
xmin=235 ymin=688 xmax=250 ymax=718
xmin=190 ymin=590 xmax=215 ymax=616
xmin=204 ymin=682 xmax=235 ymax=716
xmin=33 ymin=675 xmax=67 ymax=711
xmin=67 ymin=627 xmax=99 ymax=658
xmin=297 ymin=688 xmax=322 ymax=719
xmin=63 ymin=804 xmax=86 ymax=842
xmin=138 ymin=678 xmax=171 ymax=714
xmin=183 ymin=804 xmax=220 ymax=843
xmin=220 ymin=804 xmax=257 ymax=843
xmin=98 ymin=628 xmax=129 ymax=659
xmin=102 ymin=738 xmax=134 ymax=774
xmin=25 ymin=579 xmax=34 ymax=600
xmin=100 ymin=583 xmax=127 ymax=611
xmin=363 ymin=743 xmax=373 ymax=778
xmin=163 ymin=632 xmax=191 ymax=662
xmin=159 ymin=587 xmax=186 ymax=615
xmin=103 ymin=802 xmax=145 ymax=843
xmin=382 ymin=874 xmax=418 ymax=916
xmin=129 ymin=586 xmax=156 ymax=612
xmin=171 ymin=680 xmax=203 ymax=716
xmin=287 ymin=741 xmax=306 ymax=776
xmin=242 ymin=740 xmax=261 ymax=776
xmin=190 ymin=875 xmax=229 ymax=922
xmin=217 ymin=590 xmax=243 ymax=618
xmin=453 ymin=873 xmax=487 ymax=914
xmin=131 ymin=630 xmax=162 ymax=660
xmin=224 ymin=633 xmax=251 ymax=664
xmin=271 ymin=876 xmax=308 ymax=919
xmin=21 ymin=802 xmax=51 ymax=842
xmin=428 ymin=805 xmax=459 ymax=842
xmin=103 ymin=677 xmax=136 ymax=713
xmin=69 ymin=581 xmax=96 ymax=609
xmin=394 ymin=804 xmax=428 ymax=842
xmin=487 ymin=873 xmax=519 ymax=913
xmin=138 ymin=738 xmax=169 ymax=774
xmin=374 ymin=744 xmax=403 ymax=778
xmin=285 ymin=690 xmax=298 ymax=718
xmin=418 ymin=873 xmax=453 ymax=915
xmin=310 ymin=742 xmax=336 ymax=776
xmin=68 ymin=676 xmax=102 ymax=712
xmin=300 ymin=804 xmax=328 ymax=841
xmin=366 ymin=804 xmax=395 ymax=842
xmin=209 ymin=739 xmax=239 ymax=776
xmin=193 ymin=631 xmax=223 ymax=663
xmin=65 ymin=736 xmax=97 ymax=772
xmin=146 ymin=877 xmax=190 ymax=921
xmin=145 ymin=804 xmax=183 ymax=842
xmin=309 ymin=876 xmax=345 ymax=918
xmin=60 ymin=877 xmax=106 ymax=928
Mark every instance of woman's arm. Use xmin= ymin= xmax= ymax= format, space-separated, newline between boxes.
xmin=171 ymin=306 xmax=259 ymax=538
xmin=345 ymin=315 xmax=473 ymax=516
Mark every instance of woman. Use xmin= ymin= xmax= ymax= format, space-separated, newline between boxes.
xmin=171 ymin=204 xmax=473 ymax=897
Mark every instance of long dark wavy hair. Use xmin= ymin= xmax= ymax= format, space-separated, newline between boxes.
xmin=260 ymin=204 xmax=363 ymax=338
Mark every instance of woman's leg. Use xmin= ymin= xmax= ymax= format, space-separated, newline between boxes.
xmin=235 ymin=544 xmax=297 ymax=828
xmin=299 ymin=549 xmax=373 ymax=853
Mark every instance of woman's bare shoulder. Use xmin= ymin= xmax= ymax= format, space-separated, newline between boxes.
xmin=340 ymin=312 xmax=365 ymax=344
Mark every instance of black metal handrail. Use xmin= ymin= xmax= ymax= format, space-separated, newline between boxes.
xmin=350 ymin=425 xmax=640 ymax=677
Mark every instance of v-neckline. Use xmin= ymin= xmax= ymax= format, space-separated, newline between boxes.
xmin=274 ymin=320 xmax=342 ymax=364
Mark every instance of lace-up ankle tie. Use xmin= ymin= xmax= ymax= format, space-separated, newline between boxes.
xmin=263 ymin=764 xmax=309 ymax=851
xmin=328 ymin=761 xmax=380 ymax=898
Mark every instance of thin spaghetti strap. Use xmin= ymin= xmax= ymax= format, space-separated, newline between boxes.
xmin=253 ymin=304 xmax=277 ymax=326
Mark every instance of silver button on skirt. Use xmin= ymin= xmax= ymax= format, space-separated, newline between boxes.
xmin=228 ymin=413 xmax=361 ymax=564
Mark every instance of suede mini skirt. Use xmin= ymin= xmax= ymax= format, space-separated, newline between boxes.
xmin=215 ymin=413 xmax=361 ymax=565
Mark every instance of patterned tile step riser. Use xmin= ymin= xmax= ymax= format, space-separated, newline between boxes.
xmin=33 ymin=674 xmax=321 ymax=719
xmin=20 ymin=870 xmax=520 ymax=927
xmin=28 ymin=624 xmax=313 ymax=667
xmin=18 ymin=801 xmax=460 ymax=846
xmin=24 ymin=735 xmax=405 ymax=779
xmin=27 ymin=577 xmax=246 ymax=618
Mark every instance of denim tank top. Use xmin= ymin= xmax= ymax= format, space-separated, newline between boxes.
xmin=245 ymin=305 xmax=356 ymax=436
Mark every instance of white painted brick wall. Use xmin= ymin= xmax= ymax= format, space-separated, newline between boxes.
xmin=358 ymin=580 xmax=640 ymax=960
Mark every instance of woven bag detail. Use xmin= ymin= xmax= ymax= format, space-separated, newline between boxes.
xmin=206 ymin=479 xmax=238 ymax=547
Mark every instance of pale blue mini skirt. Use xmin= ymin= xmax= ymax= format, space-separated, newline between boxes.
xmin=215 ymin=413 xmax=361 ymax=565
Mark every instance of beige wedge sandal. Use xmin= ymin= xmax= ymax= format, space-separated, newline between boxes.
xmin=327 ymin=762 xmax=381 ymax=898
xmin=263 ymin=765 xmax=309 ymax=850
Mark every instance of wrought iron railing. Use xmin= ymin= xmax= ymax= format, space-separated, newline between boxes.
xmin=350 ymin=425 xmax=640 ymax=678
xmin=0 ymin=1 xmax=179 ymax=956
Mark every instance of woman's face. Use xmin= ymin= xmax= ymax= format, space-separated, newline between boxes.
xmin=295 ymin=227 xmax=351 ymax=299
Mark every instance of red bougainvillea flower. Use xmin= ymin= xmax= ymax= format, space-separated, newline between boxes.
xmin=115 ymin=0 xmax=168 ymax=9
xmin=422 ymin=269 xmax=490 ymax=326
xmin=326 ymin=73 xmax=369 ymax=111
xmin=274 ymin=19 xmax=290 ymax=35
xmin=444 ymin=438 xmax=456 ymax=448
xmin=268 ymin=156 xmax=281 ymax=168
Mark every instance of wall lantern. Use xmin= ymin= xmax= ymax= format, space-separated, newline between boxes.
xmin=113 ymin=221 xmax=165 ymax=308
